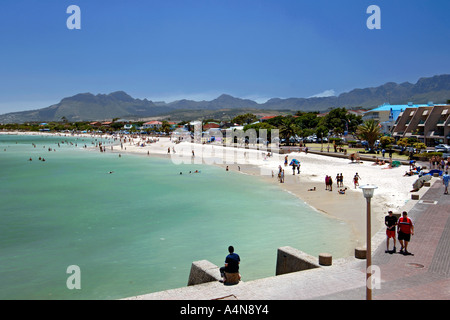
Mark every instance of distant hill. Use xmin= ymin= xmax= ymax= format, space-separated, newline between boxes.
xmin=0 ymin=91 xmax=175 ymax=124
xmin=1 ymin=74 xmax=449 ymax=123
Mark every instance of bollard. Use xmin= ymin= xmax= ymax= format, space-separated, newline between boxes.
xmin=318 ymin=253 xmax=332 ymax=266
xmin=355 ymin=247 xmax=367 ymax=259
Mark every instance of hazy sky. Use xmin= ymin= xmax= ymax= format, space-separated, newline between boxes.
xmin=1 ymin=0 xmax=449 ymax=113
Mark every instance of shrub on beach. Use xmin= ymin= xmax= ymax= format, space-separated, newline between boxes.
xmin=416 ymin=152 xmax=443 ymax=159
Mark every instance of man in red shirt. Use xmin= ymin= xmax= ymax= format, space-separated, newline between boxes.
xmin=397 ymin=211 xmax=414 ymax=255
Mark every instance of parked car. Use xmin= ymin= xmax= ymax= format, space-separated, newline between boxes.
xmin=435 ymin=144 xmax=450 ymax=152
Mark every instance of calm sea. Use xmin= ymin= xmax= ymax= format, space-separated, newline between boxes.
xmin=0 ymin=134 xmax=353 ymax=300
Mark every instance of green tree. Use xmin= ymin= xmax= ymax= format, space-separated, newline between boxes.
xmin=300 ymin=128 xmax=315 ymax=139
xmin=319 ymin=107 xmax=347 ymax=132
xmin=232 ymin=113 xmax=258 ymax=125
xmin=379 ymin=136 xmax=395 ymax=149
xmin=294 ymin=112 xmax=319 ymax=129
xmin=265 ymin=116 xmax=285 ymax=128
xmin=318 ymin=107 xmax=362 ymax=134
xmin=413 ymin=142 xmax=427 ymax=153
xmin=356 ymin=119 xmax=381 ymax=150
xmin=161 ymin=121 xmax=172 ymax=134
xmin=279 ymin=117 xmax=298 ymax=145
xmin=243 ymin=122 xmax=275 ymax=141
xmin=397 ymin=138 xmax=409 ymax=148
xmin=315 ymin=125 xmax=328 ymax=141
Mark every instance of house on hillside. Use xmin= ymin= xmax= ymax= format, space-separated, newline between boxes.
xmin=260 ymin=115 xmax=277 ymax=122
xmin=124 ymin=124 xmax=137 ymax=130
xmin=347 ymin=110 xmax=368 ymax=117
xmin=143 ymin=121 xmax=163 ymax=130
xmin=203 ymin=122 xmax=220 ymax=130
xmin=167 ymin=121 xmax=178 ymax=129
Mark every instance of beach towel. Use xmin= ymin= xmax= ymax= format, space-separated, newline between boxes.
xmin=424 ymin=169 xmax=442 ymax=176
xmin=391 ymin=161 xmax=401 ymax=168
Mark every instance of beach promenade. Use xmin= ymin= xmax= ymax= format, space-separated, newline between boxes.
xmin=126 ymin=176 xmax=450 ymax=300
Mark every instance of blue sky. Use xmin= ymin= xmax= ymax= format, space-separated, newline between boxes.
xmin=0 ymin=0 xmax=449 ymax=113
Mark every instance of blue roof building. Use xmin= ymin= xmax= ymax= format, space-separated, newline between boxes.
xmin=363 ymin=102 xmax=435 ymax=134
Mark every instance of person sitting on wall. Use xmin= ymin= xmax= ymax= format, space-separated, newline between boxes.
xmin=219 ymin=246 xmax=240 ymax=283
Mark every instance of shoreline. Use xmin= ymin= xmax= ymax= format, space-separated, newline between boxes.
xmin=1 ymin=131 xmax=419 ymax=251
xmin=108 ymin=137 xmax=419 ymax=250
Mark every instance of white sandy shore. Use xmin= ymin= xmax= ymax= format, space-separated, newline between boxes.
xmin=2 ymin=131 xmax=419 ymax=249
xmin=91 ymin=133 xmax=419 ymax=248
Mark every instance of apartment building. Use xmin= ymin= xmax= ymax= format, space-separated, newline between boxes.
xmin=391 ymin=105 xmax=450 ymax=146
xmin=362 ymin=102 xmax=437 ymax=134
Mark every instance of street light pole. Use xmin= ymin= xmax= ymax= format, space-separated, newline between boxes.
xmin=366 ymin=195 xmax=372 ymax=300
xmin=359 ymin=184 xmax=377 ymax=300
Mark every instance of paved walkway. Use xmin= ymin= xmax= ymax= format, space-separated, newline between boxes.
xmin=320 ymin=176 xmax=450 ymax=300
xmin=126 ymin=176 xmax=450 ymax=300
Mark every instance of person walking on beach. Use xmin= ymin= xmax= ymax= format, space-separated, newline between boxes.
xmin=442 ymin=171 xmax=449 ymax=195
xmin=219 ymin=246 xmax=240 ymax=283
xmin=398 ymin=211 xmax=414 ymax=255
xmin=385 ymin=211 xmax=397 ymax=253
xmin=336 ymin=173 xmax=343 ymax=188
xmin=353 ymin=172 xmax=361 ymax=188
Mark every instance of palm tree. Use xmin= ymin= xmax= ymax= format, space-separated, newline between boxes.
xmin=161 ymin=121 xmax=172 ymax=135
xmin=279 ymin=118 xmax=298 ymax=146
xmin=356 ymin=119 xmax=381 ymax=151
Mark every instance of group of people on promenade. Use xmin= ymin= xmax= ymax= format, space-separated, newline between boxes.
xmin=429 ymin=155 xmax=449 ymax=171
xmin=385 ymin=210 xmax=414 ymax=255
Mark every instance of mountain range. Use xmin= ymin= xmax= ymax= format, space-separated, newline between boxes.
xmin=1 ymin=74 xmax=449 ymax=123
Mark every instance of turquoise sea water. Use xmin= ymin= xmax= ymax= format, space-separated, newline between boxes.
xmin=0 ymin=134 xmax=353 ymax=300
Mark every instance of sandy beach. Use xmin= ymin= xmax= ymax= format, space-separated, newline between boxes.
xmin=1 ymin=131 xmax=419 ymax=249
xmin=97 ymin=134 xmax=418 ymax=248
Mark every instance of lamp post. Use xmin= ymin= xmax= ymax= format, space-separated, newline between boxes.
xmin=359 ymin=184 xmax=377 ymax=300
